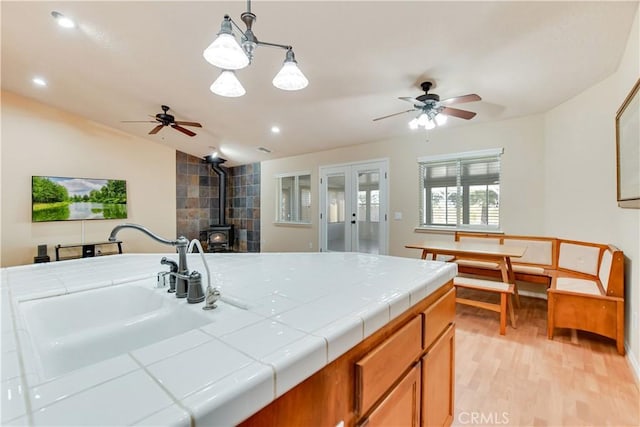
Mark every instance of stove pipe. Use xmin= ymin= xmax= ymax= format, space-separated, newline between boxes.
xmin=206 ymin=156 xmax=227 ymax=225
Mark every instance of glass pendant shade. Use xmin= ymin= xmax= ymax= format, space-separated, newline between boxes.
xmin=435 ymin=113 xmax=448 ymax=126
xmin=424 ymin=119 xmax=436 ymax=130
xmin=272 ymin=49 xmax=308 ymax=91
xmin=210 ymin=70 xmax=246 ymax=97
xmin=408 ymin=118 xmax=419 ymax=130
xmin=203 ymin=33 xmax=249 ymax=70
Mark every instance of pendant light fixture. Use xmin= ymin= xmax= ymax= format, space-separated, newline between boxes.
xmin=203 ymin=0 xmax=308 ymax=97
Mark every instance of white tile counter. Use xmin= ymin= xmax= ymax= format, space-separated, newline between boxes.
xmin=0 ymin=252 xmax=456 ymax=426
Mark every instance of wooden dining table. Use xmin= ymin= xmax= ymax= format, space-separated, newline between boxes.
xmin=405 ymin=240 xmax=527 ymax=290
xmin=405 ymin=240 xmax=527 ymax=333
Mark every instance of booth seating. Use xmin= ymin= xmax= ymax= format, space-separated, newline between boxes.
xmin=455 ymin=232 xmax=557 ymax=286
xmin=452 ymin=232 xmax=625 ymax=355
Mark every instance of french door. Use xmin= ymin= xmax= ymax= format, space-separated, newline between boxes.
xmin=319 ymin=160 xmax=388 ymax=254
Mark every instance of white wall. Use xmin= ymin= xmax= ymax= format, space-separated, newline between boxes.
xmin=261 ymin=4 xmax=640 ymax=378
xmin=1 ymin=91 xmax=177 ymax=267
xmin=261 ymin=113 xmax=546 ymax=257
xmin=543 ymin=7 xmax=639 ymax=377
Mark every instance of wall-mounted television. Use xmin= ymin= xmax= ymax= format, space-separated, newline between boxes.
xmin=32 ymin=176 xmax=127 ymax=222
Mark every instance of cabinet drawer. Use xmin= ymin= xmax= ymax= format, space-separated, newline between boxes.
xmin=356 ymin=315 xmax=422 ymax=415
xmin=423 ymin=288 xmax=456 ymax=350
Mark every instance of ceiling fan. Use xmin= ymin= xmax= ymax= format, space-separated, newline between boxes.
xmin=122 ymin=105 xmax=202 ymax=137
xmin=373 ymin=81 xmax=481 ymax=129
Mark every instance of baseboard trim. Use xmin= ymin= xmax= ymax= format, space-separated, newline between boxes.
xmin=625 ymin=345 xmax=640 ymax=390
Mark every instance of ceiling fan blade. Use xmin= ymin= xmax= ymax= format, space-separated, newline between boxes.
xmin=373 ymin=109 xmax=416 ymax=122
xmin=121 ymin=120 xmax=157 ymax=123
xmin=398 ymin=97 xmax=427 ymax=107
xmin=440 ymin=94 xmax=482 ymax=106
xmin=174 ymin=121 xmax=202 ymax=128
xmin=149 ymin=124 xmax=164 ymax=135
xmin=171 ymin=124 xmax=196 ymax=137
xmin=440 ymin=107 xmax=477 ymax=120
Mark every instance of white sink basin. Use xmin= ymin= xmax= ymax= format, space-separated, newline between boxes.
xmin=20 ymin=281 xmax=210 ymax=380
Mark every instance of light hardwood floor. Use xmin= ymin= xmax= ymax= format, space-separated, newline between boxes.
xmin=453 ymin=289 xmax=639 ymax=427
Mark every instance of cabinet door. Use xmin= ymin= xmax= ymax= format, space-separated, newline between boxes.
xmin=364 ymin=363 xmax=421 ymax=427
xmin=422 ymin=324 xmax=455 ymax=427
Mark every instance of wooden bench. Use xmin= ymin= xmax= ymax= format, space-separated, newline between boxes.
xmin=453 ymin=277 xmax=515 ymax=335
xmin=547 ymin=241 xmax=625 ymax=355
xmin=451 ymin=233 xmax=626 ymax=354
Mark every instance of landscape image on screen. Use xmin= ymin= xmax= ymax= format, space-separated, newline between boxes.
xmin=32 ymin=176 xmax=127 ymax=222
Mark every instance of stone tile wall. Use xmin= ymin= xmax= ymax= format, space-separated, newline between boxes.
xmin=176 ymin=151 xmax=218 ymax=241
xmin=176 ymin=151 xmax=260 ymax=252
xmin=226 ymin=163 xmax=261 ymax=252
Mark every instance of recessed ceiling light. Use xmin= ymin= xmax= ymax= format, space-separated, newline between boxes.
xmin=32 ymin=77 xmax=47 ymax=87
xmin=270 ymin=126 xmax=280 ymax=134
xmin=51 ymin=11 xmax=76 ymax=29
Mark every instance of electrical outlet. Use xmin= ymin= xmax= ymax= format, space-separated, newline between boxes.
xmin=309 ymin=242 xmax=313 ymax=249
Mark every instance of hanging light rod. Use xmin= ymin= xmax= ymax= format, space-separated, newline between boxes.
xmin=203 ymin=0 xmax=308 ymax=97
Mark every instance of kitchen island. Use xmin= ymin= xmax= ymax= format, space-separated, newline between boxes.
xmin=1 ymin=252 xmax=456 ymax=426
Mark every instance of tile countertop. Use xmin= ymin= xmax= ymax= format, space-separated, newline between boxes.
xmin=1 ymin=252 xmax=456 ymax=426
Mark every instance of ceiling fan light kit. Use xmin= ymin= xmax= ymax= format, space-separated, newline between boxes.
xmin=374 ymin=80 xmax=481 ymax=131
xmin=203 ymin=0 xmax=308 ymax=97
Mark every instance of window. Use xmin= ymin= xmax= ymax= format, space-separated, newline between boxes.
xmin=418 ymin=149 xmax=503 ymax=230
xmin=276 ymin=172 xmax=311 ymax=223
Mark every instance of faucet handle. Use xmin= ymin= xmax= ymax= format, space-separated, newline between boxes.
xmin=202 ymin=286 xmax=221 ymax=311
xmin=156 ymin=272 xmax=169 ymax=288
xmin=186 ymin=271 xmax=205 ymax=304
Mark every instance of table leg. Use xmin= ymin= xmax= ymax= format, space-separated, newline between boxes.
xmin=499 ymin=292 xmax=507 ymax=335
xmin=501 ymin=257 xmax=520 ymax=307
xmin=508 ymin=294 xmax=517 ymax=328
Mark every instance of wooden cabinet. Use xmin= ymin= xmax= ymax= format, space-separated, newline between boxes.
xmin=239 ymin=282 xmax=455 ymax=427
xmin=364 ymin=363 xmax=421 ymax=427
xmin=357 ymin=288 xmax=456 ymax=427
xmin=422 ymin=324 xmax=455 ymax=427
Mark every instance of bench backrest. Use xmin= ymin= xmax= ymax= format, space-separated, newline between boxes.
xmin=557 ymin=239 xmax=624 ymax=298
xmin=455 ymin=232 xmax=557 ymax=269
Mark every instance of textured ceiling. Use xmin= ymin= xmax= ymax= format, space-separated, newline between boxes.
xmin=2 ymin=1 xmax=637 ymax=165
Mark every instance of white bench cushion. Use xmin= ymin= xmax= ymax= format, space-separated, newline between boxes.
xmin=554 ymin=277 xmax=601 ymax=296
xmin=598 ymin=250 xmax=613 ymax=293
xmin=504 ymin=239 xmax=553 ymax=265
xmin=558 ymin=243 xmax=600 ymax=276
xmin=454 ymin=277 xmax=511 ymax=292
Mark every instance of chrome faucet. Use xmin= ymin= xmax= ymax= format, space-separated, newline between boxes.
xmin=108 ymin=223 xmax=200 ymax=301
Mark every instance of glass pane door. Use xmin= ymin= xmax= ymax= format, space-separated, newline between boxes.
xmin=326 ymin=174 xmax=347 ymax=252
xmin=320 ymin=160 xmax=388 ymax=254
xmin=356 ymin=170 xmax=380 ymax=254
